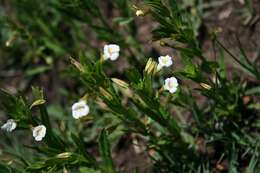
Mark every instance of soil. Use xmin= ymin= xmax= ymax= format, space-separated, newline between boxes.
xmin=0 ymin=0 xmax=259 ymax=172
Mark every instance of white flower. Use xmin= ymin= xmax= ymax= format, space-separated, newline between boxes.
xmin=157 ymin=55 xmax=173 ymax=70
xmin=72 ymin=100 xmax=89 ymax=119
xmin=1 ymin=119 xmax=17 ymax=132
xmin=103 ymin=44 xmax=120 ymax=61
xmin=32 ymin=125 xmax=46 ymax=141
xmin=164 ymin=77 xmax=179 ymax=93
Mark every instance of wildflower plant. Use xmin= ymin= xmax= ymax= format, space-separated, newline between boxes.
xmin=0 ymin=0 xmax=259 ymax=173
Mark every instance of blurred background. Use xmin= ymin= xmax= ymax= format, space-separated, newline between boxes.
xmin=0 ymin=0 xmax=260 ymax=172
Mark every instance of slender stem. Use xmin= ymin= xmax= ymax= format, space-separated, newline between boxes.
xmin=216 ymin=39 xmax=260 ymax=80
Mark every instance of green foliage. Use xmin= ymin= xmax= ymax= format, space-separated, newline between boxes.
xmin=0 ymin=0 xmax=259 ymax=173
xmin=98 ymin=130 xmax=117 ymax=173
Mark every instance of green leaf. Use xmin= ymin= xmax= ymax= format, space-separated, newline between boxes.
xmin=248 ymin=103 xmax=260 ymax=110
xmin=71 ymin=133 xmax=97 ymax=164
xmin=245 ymin=86 xmax=260 ymax=95
xmin=39 ymin=103 xmax=66 ymax=150
xmin=0 ymin=88 xmax=33 ymax=123
xmin=98 ymin=130 xmax=117 ymax=173
xmin=25 ymin=66 xmax=51 ymax=76
xmin=246 ymin=155 xmax=258 ymax=173
xmin=39 ymin=104 xmax=52 ymax=132
xmin=113 ymin=17 xmax=134 ymax=26
xmin=0 ymin=164 xmax=12 ymax=173
xmin=79 ymin=167 xmax=101 ymax=173
xmin=201 ymin=61 xmax=219 ymax=74
xmin=30 ymin=99 xmax=46 ymax=109
xmin=126 ymin=68 xmax=142 ymax=85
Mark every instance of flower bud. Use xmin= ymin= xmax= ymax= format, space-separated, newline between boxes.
xmin=99 ymin=87 xmax=113 ymax=100
xmin=70 ymin=57 xmax=84 ymax=72
xmin=200 ymin=83 xmax=212 ymax=90
xmin=56 ymin=152 xmax=73 ymax=159
xmin=112 ymin=78 xmax=129 ymax=89
xmin=145 ymin=58 xmax=157 ymax=75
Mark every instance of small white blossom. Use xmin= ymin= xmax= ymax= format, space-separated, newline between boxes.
xmin=103 ymin=44 xmax=120 ymax=61
xmin=32 ymin=125 xmax=46 ymax=141
xmin=1 ymin=119 xmax=17 ymax=132
xmin=157 ymin=55 xmax=173 ymax=70
xmin=72 ymin=100 xmax=89 ymax=119
xmin=164 ymin=77 xmax=179 ymax=93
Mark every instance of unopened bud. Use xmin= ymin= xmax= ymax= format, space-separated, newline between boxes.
xmin=200 ymin=83 xmax=212 ymax=90
xmin=159 ymin=41 xmax=166 ymax=46
xmin=69 ymin=57 xmax=84 ymax=72
xmin=99 ymin=87 xmax=113 ymax=100
xmin=112 ymin=78 xmax=129 ymax=89
xmin=5 ymin=32 xmax=18 ymax=47
xmin=56 ymin=152 xmax=72 ymax=159
xmin=30 ymin=99 xmax=46 ymax=109
xmin=145 ymin=58 xmax=157 ymax=75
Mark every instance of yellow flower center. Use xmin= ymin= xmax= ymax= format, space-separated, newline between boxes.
xmin=162 ymin=58 xmax=168 ymax=64
xmin=168 ymin=81 xmax=175 ymax=88
xmin=108 ymin=47 xmax=114 ymax=55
